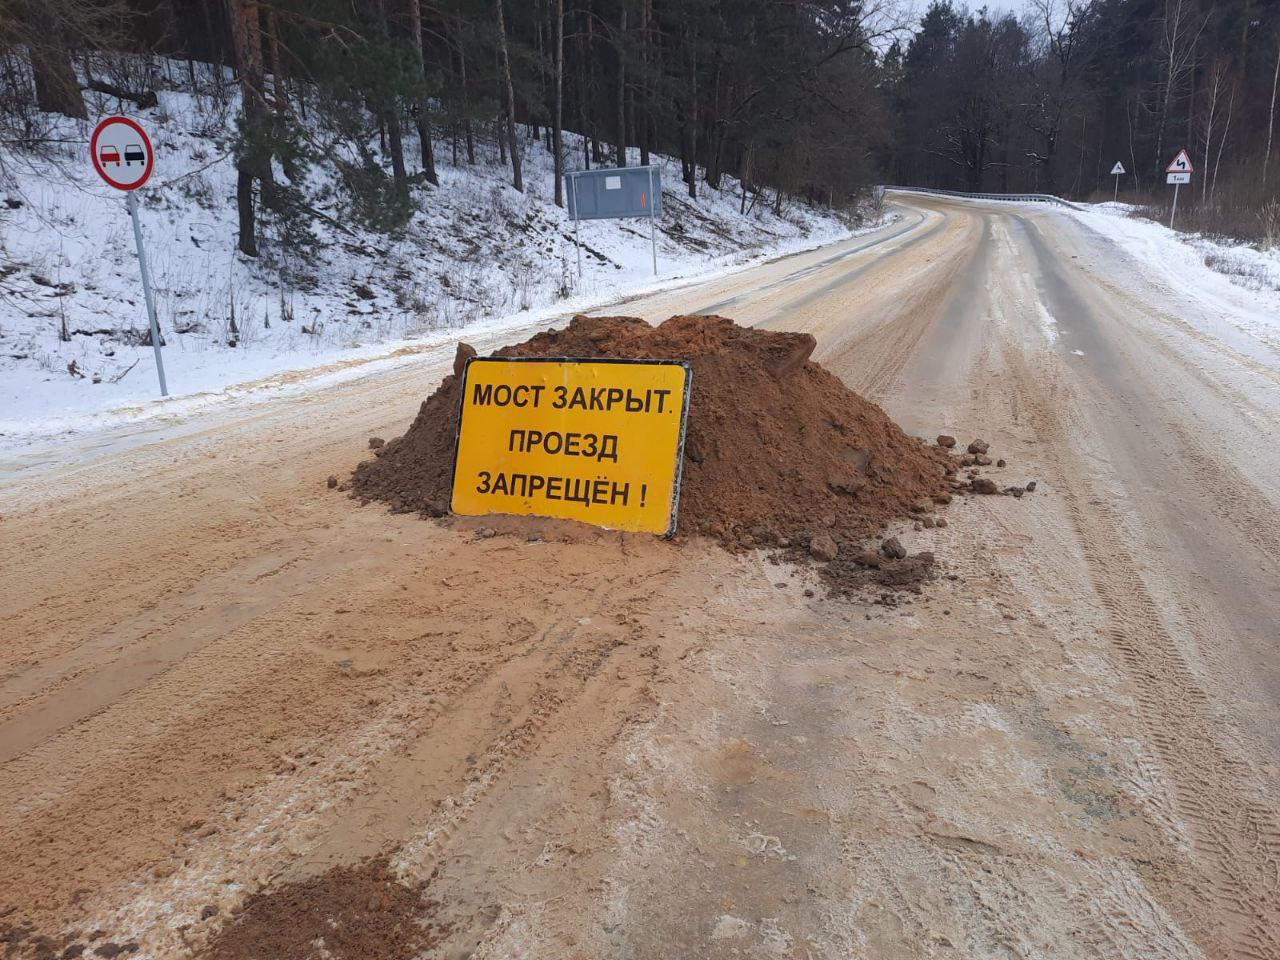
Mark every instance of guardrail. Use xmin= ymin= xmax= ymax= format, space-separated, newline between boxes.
xmin=881 ymin=185 xmax=1081 ymax=211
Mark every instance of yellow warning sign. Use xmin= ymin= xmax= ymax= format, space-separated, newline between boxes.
xmin=451 ymin=358 xmax=691 ymax=535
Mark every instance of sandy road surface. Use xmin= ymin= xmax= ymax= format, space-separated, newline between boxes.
xmin=2 ymin=196 xmax=1278 ymax=959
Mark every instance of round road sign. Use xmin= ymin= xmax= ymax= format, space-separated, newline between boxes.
xmin=90 ymin=116 xmax=154 ymax=191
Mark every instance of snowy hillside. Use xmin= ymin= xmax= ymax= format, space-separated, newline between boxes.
xmin=0 ymin=79 xmax=869 ymax=444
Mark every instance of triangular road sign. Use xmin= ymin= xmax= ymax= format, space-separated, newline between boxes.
xmin=1110 ymin=161 xmax=1125 ymax=175
xmin=1166 ymin=149 xmax=1193 ymax=174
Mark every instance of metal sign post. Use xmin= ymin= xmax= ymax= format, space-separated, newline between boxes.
xmin=126 ymin=190 xmax=168 ymax=396
xmin=571 ymin=174 xmax=582 ymax=278
xmin=90 ymin=115 xmax=168 ymax=397
xmin=1110 ymin=161 xmax=1125 ymax=202
xmin=647 ymin=165 xmax=658 ymax=276
xmin=1165 ymin=149 xmax=1193 ymax=231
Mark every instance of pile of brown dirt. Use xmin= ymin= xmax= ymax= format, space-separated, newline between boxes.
xmin=351 ymin=314 xmax=955 ymax=553
xmin=202 ymin=858 xmax=447 ymax=960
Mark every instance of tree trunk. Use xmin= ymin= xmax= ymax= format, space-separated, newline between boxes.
xmin=495 ymin=0 xmax=523 ymax=191
xmin=228 ymin=0 xmax=268 ymax=256
xmin=387 ymin=111 xmax=408 ymax=191
xmin=199 ymin=0 xmax=221 ymax=68
xmin=236 ymin=170 xmax=257 ymax=258
xmin=638 ymin=0 xmax=651 ymax=167
xmin=1201 ymin=67 xmax=1220 ymax=204
xmin=1265 ymin=35 xmax=1280 ymax=188
xmin=705 ymin=60 xmax=723 ymax=189
xmin=407 ymin=0 xmax=439 ymax=185
xmin=553 ymin=0 xmax=565 ymax=206
xmin=27 ymin=4 xmax=86 ymax=119
xmin=453 ymin=14 xmax=476 ymax=165
xmin=615 ymin=7 xmax=627 ymax=166
xmin=687 ymin=43 xmax=698 ymax=199
xmin=1211 ymin=87 xmax=1234 ymax=200
xmin=371 ymin=0 xmax=408 ymax=195
xmin=266 ymin=9 xmax=287 ymax=114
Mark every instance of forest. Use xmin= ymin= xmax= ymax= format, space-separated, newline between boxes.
xmin=3 ymin=0 xmax=1279 ymax=253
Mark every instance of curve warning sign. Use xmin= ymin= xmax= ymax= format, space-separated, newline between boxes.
xmin=451 ymin=357 xmax=691 ymax=535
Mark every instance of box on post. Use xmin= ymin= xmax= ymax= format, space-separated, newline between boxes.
xmin=450 ymin=357 xmax=691 ymax=535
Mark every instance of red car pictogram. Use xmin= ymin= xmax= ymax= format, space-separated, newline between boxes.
xmin=99 ymin=146 xmax=121 ymax=165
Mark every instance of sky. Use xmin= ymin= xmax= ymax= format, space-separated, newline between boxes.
xmin=907 ymin=0 xmax=1041 ymax=23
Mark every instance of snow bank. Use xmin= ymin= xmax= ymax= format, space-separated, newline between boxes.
xmin=1 ymin=80 xmax=871 ymax=450
xmin=1067 ymin=202 xmax=1280 ymax=345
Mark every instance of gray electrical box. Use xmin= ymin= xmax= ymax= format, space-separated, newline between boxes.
xmin=565 ymin=166 xmax=662 ymax=221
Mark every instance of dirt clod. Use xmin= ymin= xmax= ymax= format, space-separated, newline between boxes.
xmin=881 ymin=537 xmax=908 ymax=560
xmin=351 ymin=315 xmax=953 ymax=552
xmin=809 ymin=533 xmax=839 ymax=562
xmin=368 ymin=437 xmax=385 ymax=450
xmin=326 ymin=475 xmax=338 ymax=489
xmin=971 ymin=478 xmax=999 ymax=495
xmin=1026 ymin=480 xmax=1038 ymax=492
xmin=936 ymin=435 xmax=956 ymax=448
xmin=967 ymin=439 xmax=989 ymax=454
xmin=453 ymin=341 xmax=477 ymax=377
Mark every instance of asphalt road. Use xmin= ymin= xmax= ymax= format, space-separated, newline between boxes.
xmin=2 ymin=194 xmax=1277 ymax=960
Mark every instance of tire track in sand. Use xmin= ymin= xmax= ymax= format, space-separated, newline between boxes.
xmin=998 ymin=342 xmax=1280 ymax=960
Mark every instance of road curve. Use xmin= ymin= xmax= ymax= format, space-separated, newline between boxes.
xmin=1 ymin=195 xmax=1277 ymax=960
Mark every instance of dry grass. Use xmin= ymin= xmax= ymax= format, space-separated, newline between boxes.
xmin=1127 ymin=160 xmax=1280 ymax=245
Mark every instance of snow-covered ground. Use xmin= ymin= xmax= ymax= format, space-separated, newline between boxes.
xmin=1066 ymin=201 xmax=1280 ymax=362
xmin=1073 ymin=202 xmax=1280 ymax=297
xmin=1 ymin=78 xmax=871 ymax=450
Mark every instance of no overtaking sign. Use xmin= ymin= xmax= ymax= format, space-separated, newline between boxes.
xmin=90 ymin=115 xmax=167 ymax=396
xmin=91 ymin=116 xmax=154 ymax=191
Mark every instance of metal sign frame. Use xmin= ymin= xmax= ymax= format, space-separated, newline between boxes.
xmin=449 ymin=356 xmax=692 ymax=537
xmin=565 ymin=165 xmax=662 ymax=277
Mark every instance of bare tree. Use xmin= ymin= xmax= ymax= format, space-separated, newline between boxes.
xmin=1210 ymin=83 xmax=1233 ymax=201
xmin=1026 ymin=0 xmax=1084 ymax=194
xmin=1154 ymin=0 xmax=1207 ymax=169
xmin=1199 ymin=61 xmax=1223 ymax=202
xmin=1265 ymin=33 xmax=1280 ymax=188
